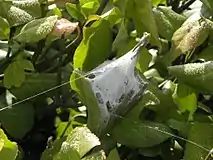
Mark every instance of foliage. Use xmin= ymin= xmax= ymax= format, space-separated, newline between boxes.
xmin=1 ymin=0 xmax=213 ymax=160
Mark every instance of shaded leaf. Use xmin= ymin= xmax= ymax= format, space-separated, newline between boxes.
xmin=111 ymin=119 xmax=172 ymax=147
xmin=14 ymin=15 xmax=58 ymax=43
xmin=168 ymin=61 xmax=213 ymax=93
xmin=197 ymin=45 xmax=213 ymax=61
xmin=3 ymin=59 xmax=34 ymax=88
xmin=9 ymin=73 xmax=57 ymax=100
xmin=0 ymin=94 xmax=34 ymax=139
xmin=183 ymin=123 xmax=213 ymax=160
xmin=0 ymin=129 xmax=18 ymax=160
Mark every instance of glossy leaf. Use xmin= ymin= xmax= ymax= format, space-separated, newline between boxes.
xmin=0 ymin=129 xmax=18 ymax=160
xmin=14 ymin=16 xmax=58 ymax=43
xmin=168 ymin=61 xmax=213 ymax=93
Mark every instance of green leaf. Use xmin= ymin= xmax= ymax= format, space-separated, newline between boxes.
xmin=183 ymin=123 xmax=213 ymax=160
xmin=106 ymin=148 xmax=120 ymax=160
xmin=65 ymin=126 xmax=100 ymax=158
xmin=168 ymin=61 xmax=213 ymax=93
xmin=9 ymin=73 xmax=57 ymax=100
xmin=73 ymin=18 xmax=112 ymax=71
xmin=172 ymin=83 xmax=197 ymax=120
xmin=66 ymin=3 xmax=85 ymax=22
xmin=111 ymin=119 xmax=172 ymax=147
xmin=0 ymin=129 xmax=18 ymax=160
xmin=112 ymin=19 xmax=130 ymax=53
xmin=14 ymin=15 xmax=58 ymax=43
xmin=0 ymin=94 xmax=34 ymax=139
xmin=82 ymin=150 xmax=106 ymax=160
xmin=0 ymin=0 xmax=41 ymax=27
xmin=41 ymin=137 xmax=67 ymax=160
xmin=126 ymin=0 xmax=160 ymax=47
xmin=54 ymin=148 xmax=80 ymax=160
xmin=201 ymin=0 xmax=213 ymax=12
xmin=101 ymin=7 xmax=122 ymax=27
xmin=152 ymin=0 xmax=166 ymax=6
xmin=81 ymin=0 xmax=100 ymax=17
xmin=197 ymin=45 xmax=213 ymax=61
xmin=0 ymin=17 xmax=10 ymax=40
xmin=164 ymin=15 xmax=210 ymax=64
xmin=136 ymin=48 xmax=152 ymax=73
xmin=3 ymin=59 xmax=34 ymax=88
xmin=153 ymin=6 xmax=186 ymax=40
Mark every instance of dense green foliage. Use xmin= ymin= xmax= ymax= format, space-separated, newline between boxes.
xmin=1 ymin=0 xmax=213 ymax=160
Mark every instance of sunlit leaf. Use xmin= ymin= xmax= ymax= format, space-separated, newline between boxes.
xmin=0 ymin=129 xmax=18 ymax=160
xmin=172 ymin=83 xmax=197 ymax=120
xmin=0 ymin=0 xmax=41 ymax=26
xmin=168 ymin=61 xmax=213 ymax=93
xmin=14 ymin=15 xmax=58 ymax=43
xmin=73 ymin=18 xmax=112 ymax=71
xmin=81 ymin=0 xmax=100 ymax=17
xmin=164 ymin=14 xmax=210 ymax=64
xmin=0 ymin=17 xmax=10 ymax=40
